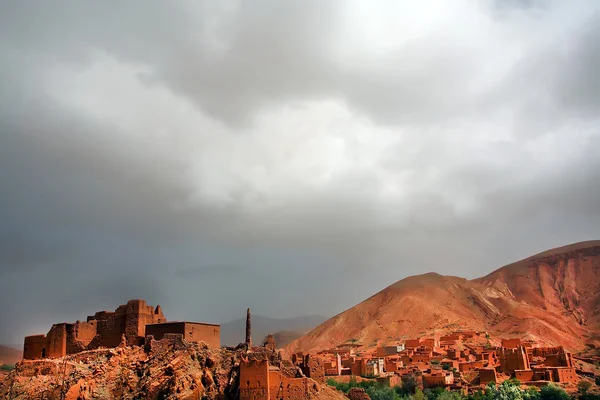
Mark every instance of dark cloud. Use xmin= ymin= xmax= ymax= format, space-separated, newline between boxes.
xmin=0 ymin=1 xmax=599 ymax=344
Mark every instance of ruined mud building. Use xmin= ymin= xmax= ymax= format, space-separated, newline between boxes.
xmin=239 ymin=309 xmax=327 ymax=400
xmin=23 ymin=299 xmax=220 ymax=360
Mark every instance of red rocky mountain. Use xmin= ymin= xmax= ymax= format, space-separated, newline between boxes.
xmin=287 ymin=241 xmax=600 ymax=354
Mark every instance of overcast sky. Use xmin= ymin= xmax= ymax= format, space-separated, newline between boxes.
xmin=1 ymin=0 xmax=599 ymax=345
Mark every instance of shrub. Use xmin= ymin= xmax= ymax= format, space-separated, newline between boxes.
xmin=365 ymin=385 xmax=403 ymax=400
xmin=539 ymin=384 xmax=570 ymax=400
xmin=0 ymin=364 xmax=15 ymax=371
xmin=424 ymin=387 xmax=446 ymax=400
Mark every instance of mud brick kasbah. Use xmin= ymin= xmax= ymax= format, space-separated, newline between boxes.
xmin=23 ymin=299 xmax=220 ymax=360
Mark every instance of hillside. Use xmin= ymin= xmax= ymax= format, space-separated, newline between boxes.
xmin=220 ymin=314 xmax=327 ymax=346
xmin=287 ymin=241 xmax=600 ymax=354
xmin=0 ymin=337 xmax=345 ymax=400
xmin=0 ymin=345 xmax=22 ymax=365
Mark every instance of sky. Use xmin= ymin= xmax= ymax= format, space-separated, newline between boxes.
xmin=1 ymin=0 xmax=600 ymax=345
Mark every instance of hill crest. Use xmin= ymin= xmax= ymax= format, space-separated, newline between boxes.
xmin=287 ymin=241 xmax=600 ymax=354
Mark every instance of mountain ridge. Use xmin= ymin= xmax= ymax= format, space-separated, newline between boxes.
xmin=220 ymin=314 xmax=327 ymax=346
xmin=287 ymin=241 xmax=600 ymax=354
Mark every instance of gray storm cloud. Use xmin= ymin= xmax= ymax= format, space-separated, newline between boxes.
xmin=1 ymin=0 xmax=599 ymax=344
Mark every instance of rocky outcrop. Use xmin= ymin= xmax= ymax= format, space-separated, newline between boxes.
xmin=347 ymin=388 xmax=371 ymax=400
xmin=0 ymin=335 xmax=345 ymax=400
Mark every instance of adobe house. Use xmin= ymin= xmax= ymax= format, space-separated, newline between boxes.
xmin=497 ymin=346 xmax=530 ymax=374
xmin=23 ymin=299 xmax=220 ymax=360
xmin=422 ymin=372 xmax=454 ymax=389
xmin=239 ymin=359 xmax=322 ymax=400
xmin=478 ymin=368 xmax=497 ymax=385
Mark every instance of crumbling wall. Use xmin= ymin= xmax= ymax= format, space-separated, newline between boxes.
xmin=240 ymin=359 xmax=270 ymax=400
xmin=46 ymin=324 xmax=67 ymax=358
xmin=66 ymin=321 xmax=97 ymax=354
xmin=23 ymin=335 xmax=46 ymax=360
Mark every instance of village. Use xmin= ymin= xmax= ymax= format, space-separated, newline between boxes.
xmin=13 ymin=298 xmax=600 ymax=400
xmin=312 ymin=333 xmax=579 ymax=391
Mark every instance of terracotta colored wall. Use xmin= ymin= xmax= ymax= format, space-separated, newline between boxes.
xmin=185 ymin=323 xmax=220 ymax=348
xmin=458 ymin=361 xmax=484 ymax=372
xmin=65 ymin=321 xmax=96 ymax=354
xmin=498 ymin=347 xmax=529 ymax=373
xmin=422 ymin=374 xmax=452 ymax=388
xmin=145 ymin=322 xmax=220 ymax=348
xmin=515 ymin=369 xmax=534 ymax=381
xmin=377 ymin=374 xmax=402 ymax=387
xmin=269 ymin=370 xmax=313 ymax=400
xmin=478 ymin=368 xmax=497 ymax=384
xmin=46 ymin=324 xmax=67 ymax=358
xmin=240 ymin=360 xmax=270 ymax=400
xmin=301 ymin=355 xmax=324 ymax=383
xmin=23 ymin=335 xmax=47 ymax=360
xmin=501 ymin=339 xmax=522 ymax=349
xmin=145 ymin=323 xmax=185 ymax=339
xmin=551 ymin=367 xmax=577 ymax=383
xmin=404 ymin=339 xmax=422 ymax=348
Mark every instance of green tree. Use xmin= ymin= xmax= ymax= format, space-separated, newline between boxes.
xmin=437 ymin=392 xmax=465 ymax=400
xmin=411 ymin=388 xmax=426 ymax=400
xmin=539 ymin=384 xmax=570 ymax=400
xmin=402 ymin=374 xmax=418 ymax=395
xmin=424 ymin=387 xmax=446 ymax=400
xmin=484 ymin=381 xmax=524 ymax=400
xmin=522 ymin=387 xmax=540 ymax=400
xmin=366 ymin=386 xmax=402 ymax=400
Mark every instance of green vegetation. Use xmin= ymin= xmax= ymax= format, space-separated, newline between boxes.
xmin=326 ymin=377 xmax=587 ymax=400
xmin=538 ymin=384 xmax=570 ymax=400
xmin=0 ymin=364 xmax=15 ymax=371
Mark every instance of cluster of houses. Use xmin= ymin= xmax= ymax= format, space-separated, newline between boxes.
xmin=20 ymin=301 xmax=583 ymax=398
xmin=309 ymin=332 xmax=579 ymax=391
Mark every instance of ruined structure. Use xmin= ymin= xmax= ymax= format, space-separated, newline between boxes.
xmin=246 ymin=308 xmax=252 ymax=349
xmin=239 ymin=359 xmax=323 ymax=400
xmin=23 ymin=299 xmax=220 ymax=360
xmin=264 ymin=334 xmax=277 ymax=352
xmin=145 ymin=321 xmax=220 ymax=348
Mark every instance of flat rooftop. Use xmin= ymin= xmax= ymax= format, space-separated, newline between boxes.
xmin=145 ymin=321 xmax=220 ymax=327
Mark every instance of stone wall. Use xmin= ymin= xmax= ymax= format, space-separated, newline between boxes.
xmin=146 ymin=322 xmax=220 ymax=348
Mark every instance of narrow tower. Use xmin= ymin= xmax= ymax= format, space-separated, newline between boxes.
xmin=245 ymin=308 xmax=252 ymax=349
